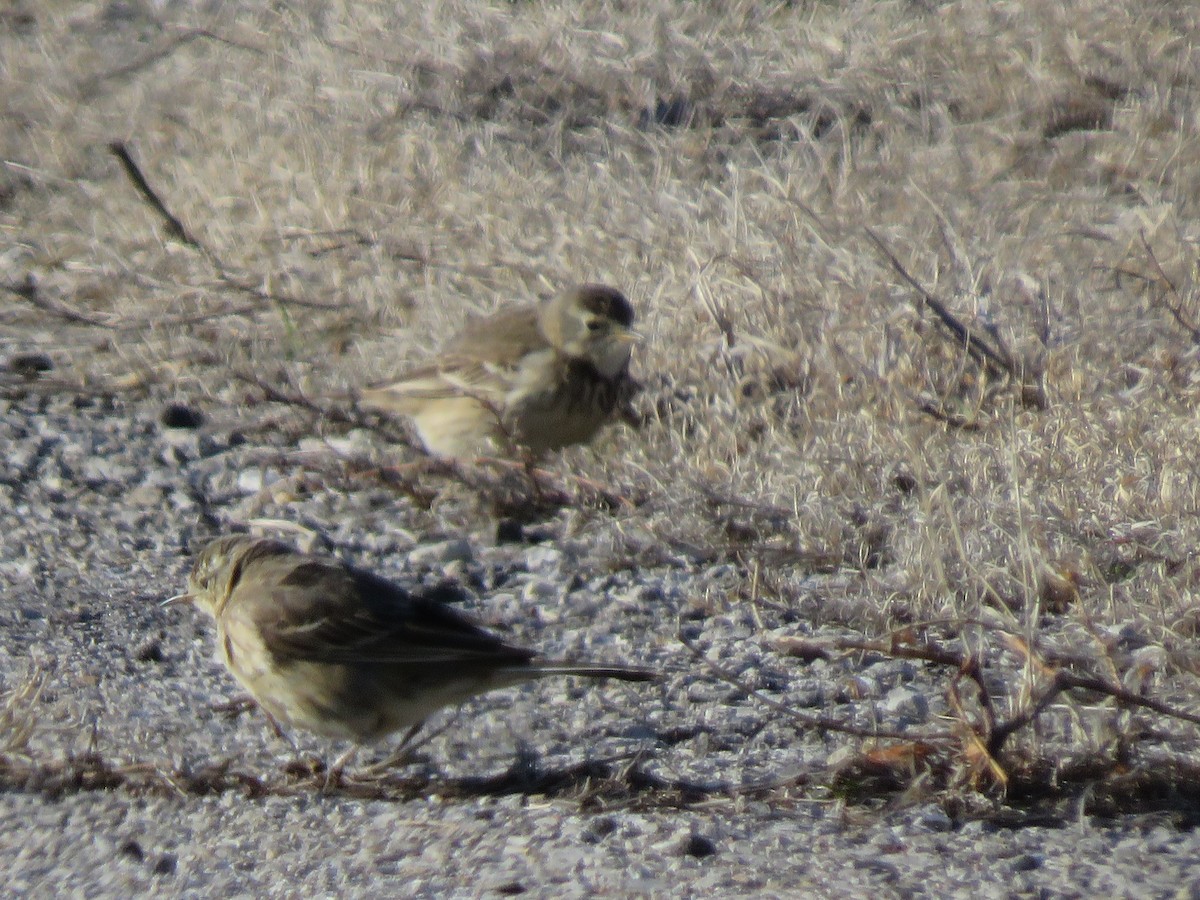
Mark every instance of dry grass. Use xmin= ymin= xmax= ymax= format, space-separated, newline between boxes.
xmin=5 ymin=0 xmax=1200 ymax=811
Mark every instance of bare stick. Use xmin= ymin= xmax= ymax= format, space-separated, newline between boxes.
xmin=108 ymin=144 xmax=340 ymax=313
xmin=83 ymin=29 xmax=265 ymax=99
xmin=2 ymin=276 xmax=113 ymax=328
xmin=865 ymin=228 xmax=1013 ymax=378
xmin=818 ymin=630 xmax=1200 ymax=755
xmin=229 ymin=368 xmax=416 ymax=447
xmin=109 ymin=141 xmax=199 ymax=247
xmin=916 ymin=399 xmax=983 ymax=430
xmin=1139 ymin=231 xmax=1200 ymax=344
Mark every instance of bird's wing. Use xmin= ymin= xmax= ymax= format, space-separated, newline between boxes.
xmin=250 ymin=559 xmax=533 ymax=666
xmin=362 ymin=355 xmax=513 ymax=403
xmin=443 ymin=306 xmax=545 ymax=363
xmin=358 ymin=306 xmax=549 ymax=409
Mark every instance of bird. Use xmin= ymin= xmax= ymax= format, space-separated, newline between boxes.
xmin=356 ymin=284 xmax=638 ymax=458
xmin=166 ymin=535 xmax=656 ymax=757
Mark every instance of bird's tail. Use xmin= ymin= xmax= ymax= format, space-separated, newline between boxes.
xmin=529 ymin=662 xmax=658 ymax=683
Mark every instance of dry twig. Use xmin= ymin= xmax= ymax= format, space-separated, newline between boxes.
xmin=865 ymin=228 xmax=1047 ymax=410
xmin=1139 ymin=231 xmax=1200 ymax=343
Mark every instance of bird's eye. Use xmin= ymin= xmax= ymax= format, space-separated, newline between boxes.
xmin=586 ymin=320 xmax=604 ymax=332
xmin=194 ymin=561 xmax=216 ymax=591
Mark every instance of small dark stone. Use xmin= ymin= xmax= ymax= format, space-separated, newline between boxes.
xmin=581 ymin=816 xmax=618 ymax=844
xmin=1011 ymin=853 xmax=1043 ymax=872
xmin=153 ymin=854 xmax=177 ymax=876
xmin=161 ymin=403 xmax=205 ymax=429
xmin=0 ymin=8 xmax=37 ymax=36
xmin=135 ymin=639 xmax=165 ymax=663
xmin=495 ymin=882 xmax=526 ymax=895
xmin=495 ymin=518 xmax=524 ymax=544
xmin=103 ymin=0 xmax=143 ymax=23
xmin=7 ymin=352 xmax=53 ymax=379
xmin=683 ymin=833 xmax=717 ymax=858
xmin=639 ymin=96 xmax=694 ymax=129
xmin=892 ymin=470 xmax=918 ymax=494
xmin=757 ymin=671 xmax=788 ymax=692
xmin=519 ymin=524 xmax=555 ymax=545
xmin=118 ymin=839 xmax=144 ymax=862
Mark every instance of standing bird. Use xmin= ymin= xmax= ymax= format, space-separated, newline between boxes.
xmin=166 ymin=536 xmax=655 ymax=757
xmin=357 ymin=284 xmax=638 ymax=458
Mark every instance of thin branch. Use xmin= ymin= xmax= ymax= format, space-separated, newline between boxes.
xmin=916 ymin=399 xmax=983 ymax=430
xmin=108 ymin=143 xmax=341 ymax=313
xmin=1140 ymin=231 xmax=1200 ymax=344
xmin=82 ymin=28 xmax=265 ymax=99
xmin=108 ymin=142 xmax=199 ymax=247
xmin=810 ymin=629 xmax=1200 ymax=757
xmin=0 ymin=745 xmax=737 ymax=808
xmin=2 ymin=276 xmax=114 ymax=328
xmin=1055 ymin=670 xmax=1200 ymax=728
xmin=865 ymin=228 xmax=1014 ymax=378
xmin=229 ymin=368 xmax=415 ymax=447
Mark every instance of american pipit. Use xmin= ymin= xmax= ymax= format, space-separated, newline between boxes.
xmin=358 ymin=284 xmax=638 ymax=458
xmin=167 ymin=536 xmax=654 ymax=755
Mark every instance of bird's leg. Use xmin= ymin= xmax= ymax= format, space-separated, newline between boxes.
xmin=359 ymin=721 xmax=426 ymax=775
xmin=248 ymin=707 xmax=327 ymax=780
xmin=517 ymin=444 xmax=549 ymax=504
xmin=321 ymin=745 xmax=359 ymax=793
xmin=359 ymin=709 xmax=465 ymax=777
xmin=473 ymin=455 xmax=630 ymax=510
xmin=215 ymin=695 xmax=307 ymax=759
xmin=262 ymin=710 xmax=291 ymax=743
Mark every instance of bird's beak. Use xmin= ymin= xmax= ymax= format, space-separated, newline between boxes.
xmin=616 ymin=327 xmax=643 ymax=345
xmin=161 ymin=591 xmax=194 ymax=607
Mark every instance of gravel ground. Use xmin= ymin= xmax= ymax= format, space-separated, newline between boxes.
xmin=6 ymin=1 xmax=1200 ymax=894
xmin=2 ymin=384 xmax=1199 ymax=898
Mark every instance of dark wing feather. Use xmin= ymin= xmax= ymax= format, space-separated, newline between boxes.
xmin=255 ymin=559 xmax=534 ymax=667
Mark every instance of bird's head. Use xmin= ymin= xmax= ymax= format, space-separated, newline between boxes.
xmin=541 ymin=284 xmax=639 ymax=377
xmin=164 ymin=535 xmax=288 ymax=617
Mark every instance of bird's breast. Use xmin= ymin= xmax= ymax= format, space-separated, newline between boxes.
xmin=505 ymin=358 xmax=622 ymax=451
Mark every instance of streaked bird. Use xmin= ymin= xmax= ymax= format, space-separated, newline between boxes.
xmin=166 ymin=536 xmax=655 ymax=753
xmin=358 ymin=284 xmax=638 ymax=458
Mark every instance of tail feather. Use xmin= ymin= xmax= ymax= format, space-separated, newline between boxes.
xmin=528 ymin=662 xmax=658 ymax=683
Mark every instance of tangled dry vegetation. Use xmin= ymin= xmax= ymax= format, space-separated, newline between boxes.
xmin=5 ymin=0 xmax=1200 ymax=817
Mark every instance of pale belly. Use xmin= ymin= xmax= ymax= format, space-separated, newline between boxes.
xmin=219 ymin=624 xmax=525 ymax=743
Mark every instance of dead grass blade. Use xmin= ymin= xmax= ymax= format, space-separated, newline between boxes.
xmin=0 ymin=666 xmax=49 ymax=754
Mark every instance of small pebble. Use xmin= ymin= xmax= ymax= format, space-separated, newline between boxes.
xmin=7 ymin=352 xmax=53 ymax=379
xmin=682 ymin=833 xmax=717 ymax=858
xmin=160 ymin=403 xmax=205 ymax=429
xmin=407 ymin=539 xmax=474 ymax=567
